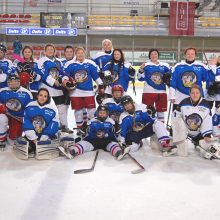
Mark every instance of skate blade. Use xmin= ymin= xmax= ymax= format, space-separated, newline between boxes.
xmin=131 ymin=168 xmax=145 ymax=174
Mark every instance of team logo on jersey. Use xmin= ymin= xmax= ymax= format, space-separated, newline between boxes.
xmin=150 ymin=72 xmax=163 ymax=85
xmin=74 ymin=70 xmax=88 ymax=83
xmin=96 ymin=129 xmax=107 ymax=138
xmin=49 ymin=67 xmax=59 ymax=80
xmin=181 ymin=71 xmax=197 ymax=88
xmin=6 ymin=98 xmax=22 ymax=111
xmin=32 ymin=116 xmax=46 ymax=134
xmin=185 ymin=113 xmax=202 ymax=131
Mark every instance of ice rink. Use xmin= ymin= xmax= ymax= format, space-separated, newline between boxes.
xmin=1 ymin=86 xmax=220 ymax=220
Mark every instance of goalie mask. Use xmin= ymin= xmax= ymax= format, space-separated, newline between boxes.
xmin=112 ymin=84 xmax=124 ymax=103
xmin=7 ymin=74 xmax=20 ymax=91
xmin=97 ymin=105 xmax=109 ymax=122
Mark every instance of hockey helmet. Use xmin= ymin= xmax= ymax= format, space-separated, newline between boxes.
xmin=97 ymin=105 xmax=109 ymax=121
xmin=19 ymin=72 xmax=31 ymax=88
xmin=7 ymin=74 xmax=20 ymax=91
xmin=112 ymin=84 xmax=124 ymax=94
xmin=121 ymin=95 xmax=133 ymax=106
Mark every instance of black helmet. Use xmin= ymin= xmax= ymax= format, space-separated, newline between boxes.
xmin=0 ymin=44 xmax=7 ymax=53
xmin=97 ymin=105 xmax=109 ymax=121
xmin=121 ymin=95 xmax=133 ymax=106
xmin=7 ymin=74 xmax=20 ymax=91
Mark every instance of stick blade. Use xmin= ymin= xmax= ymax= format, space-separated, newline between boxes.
xmin=74 ymin=168 xmax=93 ymax=174
xmin=131 ymin=168 xmax=145 ymax=174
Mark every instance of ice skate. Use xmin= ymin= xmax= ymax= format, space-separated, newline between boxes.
xmin=163 ymin=146 xmax=178 ymax=157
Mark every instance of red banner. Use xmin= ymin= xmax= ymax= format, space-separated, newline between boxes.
xmin=169 ymin=1 xmax=196 ymax=36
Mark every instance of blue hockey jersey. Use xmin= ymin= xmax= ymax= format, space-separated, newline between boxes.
xmin=0 ymin=58 xmax=14 ymax=88
xmin=84 ymin=117 xmax=117 ymax=141
xmin=138 ymin=61 xmax=171 ymax=93
xmin=23 ymin=100 xmax=59 ymax=140
xmin=64 ymin=59 xmax=102 ymax=97
xmin=0 ymin=86 xmax=33 ymax=118
xmin=14 ymin=60 xmax=42 ymax=92
xmin=38 ymin=57 xmax=66 ymax=97
xmin=102 ymin=98 xmax=124 ymax=123
xmin=102 ymin=62 xmax=134 ymax=92
xmin=169 ymin=61 xmax=210 ymax=103
xmin=92 ymin=51 xmax=113 ymax=70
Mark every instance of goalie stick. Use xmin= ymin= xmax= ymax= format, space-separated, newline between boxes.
xmin=188 ymin=136 xmax=220 ymax=160
xmin=127 ymin=153 xmax=145 ymax=174
xmin=74 ymin=150 xmax=99 ymax=174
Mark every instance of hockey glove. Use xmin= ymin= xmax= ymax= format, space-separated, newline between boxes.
xmin=162 ymin=72 xmax=171 ymax=87
xmin=147 ymin=105 xmax=156 ymax=118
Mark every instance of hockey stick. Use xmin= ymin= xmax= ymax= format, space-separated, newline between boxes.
xmin=127 ymin=153 xmax=145 ymax=174
xmin=74 ymin=150 xmax=99 ymax=174
xmin=166 ymin=102 xmax=172 ymax=131
xmin=187 ymin=136 xmax=220 ymax=160
xmin=13 ymin=53 xmax=25 ymax=63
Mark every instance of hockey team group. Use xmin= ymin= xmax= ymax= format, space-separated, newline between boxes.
xmin=0 ymin=38 xmax=220 ymax=164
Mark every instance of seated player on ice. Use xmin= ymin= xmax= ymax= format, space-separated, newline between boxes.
xmin=0 ymin=74 xmax=33 ymax=148
xmin=15 ymin=88 xmax=60 ymax=159
xmin=58 ymin=105 xmax=127 ymax=160
xmin=119 ymin=95 xmax=173 ymax=154
xmin=102 ymin=84 xmax=124 ymax=133
xmin=170 ymin=83 xmax=214 ymax=158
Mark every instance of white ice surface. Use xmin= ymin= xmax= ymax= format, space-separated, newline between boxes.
xmin=1 ymin=87 xmax=220 ymax=220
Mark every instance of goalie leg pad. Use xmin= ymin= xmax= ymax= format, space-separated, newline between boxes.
xmin=36 ymin=139 xmax=59 ymax=160
xmin=13 ymin=138 xmax=29 ymax=160
xmin=176 ymin=140 xmax=188 ymax=157
xmin=199 ymin=139 xmax=220 ymax=159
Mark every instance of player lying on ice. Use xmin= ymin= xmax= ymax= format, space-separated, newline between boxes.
xmin=58 ymin=105 xmax=128 ymax=160
xmin=168 ymin=83 xmax=220 ymax=159
xmin=14 ymin=88 xmax=60 ymax=160
xmin=118 ymin=95 xmax=175 ymax=154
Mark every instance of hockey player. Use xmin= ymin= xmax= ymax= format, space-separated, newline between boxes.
xmin=0 ymin=74 xmax=33 ymax=147
xmin=102 ymin=84 xmax=124 ymax=133
xmin=14 ymin=46 xmax=42 ymax=100
xmin=0 ymin=44 xmax=14 ymax=89
xmin=63 ymin=47 xmax=104 ymax=132
xmin=92 ymin=39 xmax=113 ymax=71
xmin=206 ymin=56 xmax=220 ymax=110
xmin=102 ymin=48 xmax=136 ymax=95
xmin=212 ymin=103 xmax=220 ymax=137
xmin=38 ymin=44 xmax=68 ymax=132
xmin=59 ymin=105 xmax=127 ymax=160
xmin=170 ymin=83 xmax=213 ymax=158
xmin=22 ymin=88 xmax=59 ymax=155
xmin=119 ymin=95 xmax=172 ymax=153
xmin=59 ymin=45 xmax=76 ymax=133
xmin=169 ymin=47 xmax=210 ymax=110
xmin=138 ymin=48 xmax=171 ymax=122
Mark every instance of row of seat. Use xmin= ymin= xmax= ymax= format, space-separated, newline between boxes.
xmin=88 ymin=15 xmax=156 ymax=26
xmin=199 ymin=17 xmax=220 ymax=27
xmin=0 ymin=13 xmax=39 ymax=24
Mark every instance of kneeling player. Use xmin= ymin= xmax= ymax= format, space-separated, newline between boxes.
xmin=171 ymin=84 xmax=213 ymax=158
xmin=102 ymin=84 xmax=124 ymax=133
xmin=59 ymin=105 xmax=127 ymax=160
xmin=119 ymin=95 xmax=173 ymax=153
xmin=18 ymin=88 xmax=60 ymax=159
xmin=0 ymin=74 xmax=33 ymax=148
